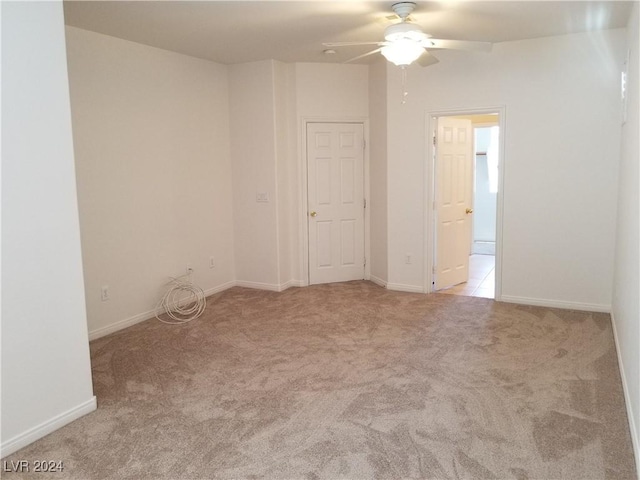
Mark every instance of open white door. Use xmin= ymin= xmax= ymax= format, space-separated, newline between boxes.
xmin=434 ymin=117 xmax=474 ymax=290
xmin=307 ymin=123 xmax=365 ymax=285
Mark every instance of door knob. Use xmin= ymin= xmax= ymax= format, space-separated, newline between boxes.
xmin=466 ymin=208 xmax=474 ymax=214
xmin=310 ymin=211 xmax=317 ymax=217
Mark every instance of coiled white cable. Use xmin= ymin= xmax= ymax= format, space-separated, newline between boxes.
xmin=155 ymin=274 xmax=206 ymax=325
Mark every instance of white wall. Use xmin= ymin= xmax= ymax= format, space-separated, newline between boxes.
xmin=229 ymin=62 xmax=369 ymax=289
xmin=65 ymin=27 xmax=235 ymax=338
xmin=295 ymin=63 xmax=369 ymax=119
xmin=65 ymin=39 xmax=370 ymax=335
xmin=274 ymin=61 xmax=298 ymax=288
xmin=386 ymin=29 xmax=625 ymax=310
xmin=229 ymin=60 xmax=281 ymax=289
xmin=1 ymin=1 xmax=96 ymax=456
xmin=4 ymin=4 xmax=634 ymax=458
xmin=368 ymin=59 xmax=389 ymax=285
xmin=294 ymin=63 xmax=369 ymax=282
xmin=612 ymin=2 xmax=640 ymax=466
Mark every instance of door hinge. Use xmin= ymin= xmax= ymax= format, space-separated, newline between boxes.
xmin=364 ymin=257 xmax=367 ymax=267
xmin=363 ymin=139 xmax=366 ymax=150
xmin=433 ymin=134 xmax=437 ymax=146
xmin=364 ymin=198 xmax=367 ymax=209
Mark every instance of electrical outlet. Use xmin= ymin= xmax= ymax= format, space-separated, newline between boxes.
xmin=405 ymin=254 xmax=412 ymax=264
xmin=209 ymin=256 xmax=216 ymax=269
xmin=101 ymin=285 xmax=110 ymax=301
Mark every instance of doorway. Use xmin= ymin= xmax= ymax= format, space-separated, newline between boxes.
xmin=428 ymin=111 xmax=503 ymax=299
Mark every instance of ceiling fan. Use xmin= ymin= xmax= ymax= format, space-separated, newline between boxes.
xmin=323 ymin=2 xmax=492 ymax=67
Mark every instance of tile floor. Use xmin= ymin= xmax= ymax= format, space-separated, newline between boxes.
xmin=437 ymin=254 xmax=495 ymax=298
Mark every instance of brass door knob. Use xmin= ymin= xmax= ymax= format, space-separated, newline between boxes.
xmin=310 ymin=211 xmax=318 ymax=217
xmin=466 ymin=208 xmax=474 ymax=214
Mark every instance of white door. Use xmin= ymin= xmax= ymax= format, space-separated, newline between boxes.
xmin=307 ymin=123 xmax=365 ymax=285
xmin=435 ymin=117 xmax=474 ymax=290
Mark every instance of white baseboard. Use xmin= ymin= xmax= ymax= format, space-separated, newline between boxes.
xmin=201 ymin=280 xmax=237 ymax=297
xmin=235 ymin=279 xmax=305 ymax=292
xmin=386 ymin=283 xmax=425 ymax=294
xmin=610 ymin=312 xmax=640 ymax=476
xmin=500 ymin=295 xmax=611 ymax=313
xmin=88 ymin=279 xmax=308 ymax=341
xmin=1 ymin=396 xmax=97 ymax=458
xmin=369 ymin=275 xmax=388 ymax=288
xmin=279 ymin=279 xmax=306 ymax=290
xmin=88 ymin=277 xmax=387 ymax=341
xmin=235 ymin=280 xmax=283 ymax=292
xmin=88 ymin=281 xmax=236 ymax=340
xmin=88 ymin=306 xmax=156 ymax=341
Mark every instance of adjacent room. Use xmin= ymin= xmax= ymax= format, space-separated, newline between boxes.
xmin=2 ymin=1 xmax=639 ymax=478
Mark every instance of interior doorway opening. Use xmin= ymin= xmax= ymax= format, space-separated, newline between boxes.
xmin=429 ymin=112 xmax=502 ymax=299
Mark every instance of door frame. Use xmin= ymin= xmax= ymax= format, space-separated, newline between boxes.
xmin=299 ymin=117 xmax=370 ymax=286
xmin=424 ymin=106 xmax=506 ymax=300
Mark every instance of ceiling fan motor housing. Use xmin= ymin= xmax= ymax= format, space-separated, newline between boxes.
xmin=384 ymin=22 xmax=429 ymax=42
xmin=391 ymin=2 xmax=417 ymax=20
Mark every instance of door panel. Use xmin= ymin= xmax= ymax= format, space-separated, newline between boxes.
xmin=307 ymin=123 xmax=364 ymax=285
xmin=435 ymin=117 xmax=473 ymax=290
xmin=341 ymin=219 xmax=356 ymax=265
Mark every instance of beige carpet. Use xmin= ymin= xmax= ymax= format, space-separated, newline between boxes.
xmin=3 ymin=281 xmax=637 ymax=479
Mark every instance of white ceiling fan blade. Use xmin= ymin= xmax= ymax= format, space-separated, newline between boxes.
xmin=322 ymin=41 xmax=384 ymax=48
xmin=417 ymin=50 xmax=440 ymax=67
xmin=422 ymin=39 xmax=493 ymax=52
xmin=343 ymin=47 xmax=383 ymax=64
xmin=384 ymin=13 xmax=416 ymax=23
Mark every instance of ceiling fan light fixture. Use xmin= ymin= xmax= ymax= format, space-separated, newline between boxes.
xmin=381 ymin=39 xmax=424 ymax=66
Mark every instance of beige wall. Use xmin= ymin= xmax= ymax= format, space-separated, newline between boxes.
xmin=66 ymin=26 xmax=235 ymax=338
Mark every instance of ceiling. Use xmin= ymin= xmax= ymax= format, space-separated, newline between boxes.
xmin=63 ymin=1 xmax=634 ymax=65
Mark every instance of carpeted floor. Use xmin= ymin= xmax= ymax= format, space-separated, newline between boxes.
xmin=3 ymin=281 xmax=637 ymax=479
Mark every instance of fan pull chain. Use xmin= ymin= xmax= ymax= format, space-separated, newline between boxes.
xmin=401 ymin=66 xmax=409 ymax=104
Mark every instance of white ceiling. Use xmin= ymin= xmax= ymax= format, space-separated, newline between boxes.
xmin=63 ymin=1 xmax=634 ymax=65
